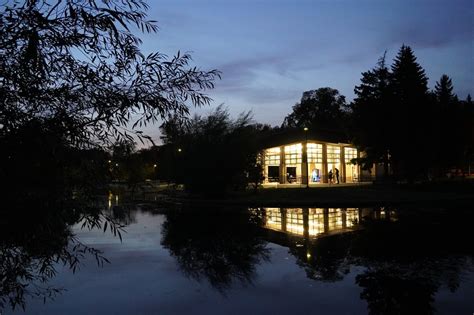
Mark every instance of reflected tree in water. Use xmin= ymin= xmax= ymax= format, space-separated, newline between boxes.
xmin=351 ymin=212 xmax=474 ymax=315
xmin=275 ymin=207 xmax=473 ymax=314
xmin=289 ymin=235 xmax=352 ymax=282
xmin=161 ymin=208 xmax=270 ymax=292
xmin=0 ymin=198 xmax=126 ymax=311
xmin=355 ymin=256 xmax=473 ymax=315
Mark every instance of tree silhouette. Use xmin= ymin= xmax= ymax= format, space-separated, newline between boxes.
xmin=161 ymin=208 xmax=269 ymax=292
xmin=0 ymin=0 xmax=219 ymax=146
xmin=352 ymin=53 xmax=393 ymax=175
xmin=290 ymin=235 xmax=352 ymax=282
xmin=351 ymin=45 xmax=452 ymax=180
xmin=0 ymin=0 xmax=219 ymax=198
xmin=271 ymin=207 xmax=474 ymax=314
xmin=390 ymin=45 xmax=430 ymax=180
xmin=434 ymin=74 xmax=456 ymax=105
xmin=0 ymin=197 xmax=126 ymax=312
xmin=159 ymin=106 xmax=267 ymax=195
xmin=431 ymin=74 xmax=464 ymax=175
xmin=282 ymin=87 xmax=348 ymax=131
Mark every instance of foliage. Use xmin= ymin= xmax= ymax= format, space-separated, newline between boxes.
xmin=351 ymin=45 xmax=473 ymax=180
xmin=434 ymin=74 xmax=456 ymax=105
xmin=247 ymin=162 xmax=265 ymax=192
xmin=281 ymin=207 xmax=474 ymax=314
xmin=389 ymin=45 xmax=430 ymax=179
xmin=159 ymin=105 xmax=267 ymax=195
xmin=351 ymin=53 xmax=393 ymax=175
xmin=161 ymin=207 xmax=269 ymax=292
xmin=0 ymin=0 xmax=220 ymax=146
xmin=0 ymin=196 xmax=126 ymax=312
xmin=431 ymin=75 xmax=472 ymax=175
xmin=282 ymin=87 xmax=349 ymax=132
xmin=0 ymin=0 xmax=219 ymax=198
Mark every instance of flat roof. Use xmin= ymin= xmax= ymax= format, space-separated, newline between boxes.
xmin=260 ymin=128 xmax=352 ymax=149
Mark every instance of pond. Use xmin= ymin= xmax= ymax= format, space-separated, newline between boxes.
xmin=1 ymin=196 xmax=473 ymax=314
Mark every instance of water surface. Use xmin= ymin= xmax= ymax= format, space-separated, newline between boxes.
xmin=2 ymin=200 xmax=473 ymax=314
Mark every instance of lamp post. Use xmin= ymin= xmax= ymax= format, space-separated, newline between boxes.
xmin=173 ymin=148 xmax=182 ymax=188
xmin=304 ymin=127 xmax=309 ymax=188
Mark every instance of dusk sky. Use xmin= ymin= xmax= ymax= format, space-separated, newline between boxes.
xmin=139 ymin=0 xmax=473 ymax=143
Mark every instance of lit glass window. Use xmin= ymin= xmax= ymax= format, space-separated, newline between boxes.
xmin=285 ymin=144 xmax=302 ymax=165
xmin=344 ymin=147 xmax=359 ymax=182
xmin=327 ymin=145 xmax=341 ymax=164
xmin=344 ymin=147 xmax=357 ymax=164
xmin=307 ymin=143 xmax=323 ymax=163
xmin=265 ymin=147 xmax=281 ymax=166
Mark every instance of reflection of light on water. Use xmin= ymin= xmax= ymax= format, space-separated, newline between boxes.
xmin=390 ymin=211 xmax=398 ymax=221
xmin=107 ymin=193 xmax=119 ymax=209
xmin=346 ymin=208 xmax=359 ymax=227
xmin=260 ymin=207 xmax=396 ymax=238
xmin=286 ymin=223 xmax=305 ymax=235
xmin=265 ymin=208 xmax=282 ymax=230
xmin=328 ymin=209 xmax=343 ymax=230
xmin=308 ymin=208 xmax=325 ymax=236
xmin=108 ymin=192 xmax=113 ymax=209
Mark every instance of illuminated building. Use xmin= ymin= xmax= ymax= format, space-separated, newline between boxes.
xmin=261 ymin=140 xmax=367 ymax=185
xmin=259 ymin=207 xmax=397 ymax=238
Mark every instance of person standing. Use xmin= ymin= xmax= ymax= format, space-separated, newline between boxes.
xmin=328 ymin=170 xmax=333 ymax=184
xmin=335 ymin=168 xmax=340 ymax=184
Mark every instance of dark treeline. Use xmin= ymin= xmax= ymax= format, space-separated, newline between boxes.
xmin=1 ymin=0 xmax=472 ymax=199
xmin=157 ymin=45 xmax=473 ymax=192
xmin=0 ymin=0 xmax=219 ymax=203
xmin=157 ymin=105 xmax=274 ymax=195
xmin=351 ymin=46 xmax=474 ymax=181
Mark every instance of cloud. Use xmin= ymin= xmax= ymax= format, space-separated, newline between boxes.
xmin=215 ymin=54 xmax=291 ymax=88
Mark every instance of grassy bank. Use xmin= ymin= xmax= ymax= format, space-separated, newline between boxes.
xmin=170 ymin=180 xmax=474 ymax=207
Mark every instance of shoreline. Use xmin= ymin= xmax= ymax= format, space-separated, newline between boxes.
xmin=124 ymin=181 xmax=474 ymax=208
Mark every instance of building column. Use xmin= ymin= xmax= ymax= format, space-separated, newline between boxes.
xmin=323 ymin=208 xmax=329 ymax=233
xmin=260 ymin=150 xmax=267 ymax=183
xmin=302 ymin=142 xmax=308 ymax=186
xmin=281 ymin=208 xmax=287 ymax=232
xmin=340 ymin=146 xmax=346 ymax=183
xmin=279 ymin=145 xmax=286 ymax=184
xmin=341 ymin=208 xmax=347 ymax=229
xmin=303 ymin=208 xmax=309 ymax=239
xmin=322 ymin=143 xmax=328 ymax=183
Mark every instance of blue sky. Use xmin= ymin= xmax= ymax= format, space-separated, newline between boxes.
xmin=138 ymin=0 xmax=473 ymax=142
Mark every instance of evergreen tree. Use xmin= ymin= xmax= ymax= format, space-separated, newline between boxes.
xmin=390 ymin=45 xmax=430 ymax=180
xmin=434 ymin=74 xmax=455 ymax=105
xmin=352 ymin=53 xmax=393 ymax=176
xmin=464 ymin=95 xmax=474 ymax=174
xmin=432 ymin=74 xmax=461 ymax=174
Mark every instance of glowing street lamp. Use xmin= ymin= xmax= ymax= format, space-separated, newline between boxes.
xmin=304 ymin=127 xmax=309 ymax=188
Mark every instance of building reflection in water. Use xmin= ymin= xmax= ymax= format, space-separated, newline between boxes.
xmin=255 ymin=207 xmax=397 ymax=238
